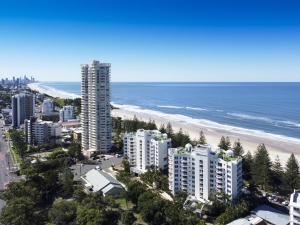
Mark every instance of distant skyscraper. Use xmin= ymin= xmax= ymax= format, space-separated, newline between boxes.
xmin=11 ymin=92 xmax=35 ymax=128
xmin=81 ymin=60 xmax=112 ymax=156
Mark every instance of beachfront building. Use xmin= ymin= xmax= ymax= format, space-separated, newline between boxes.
xmin=168 ymin=144 xmax=243 ymax=202
xmin=290 ymin=190 xmax=300 ymax=225
xmin=11 ymin=92 xmax=35 ymax=128
xmin=123 ymin=129 xmax=171 ymax=174
xmin=42 ymin=98 xmax=54 ymax=115
xmin=59 ymin=105 xmax=75 ymax=122
xmin=81 ymin=60 xmax=112 ymax=156
xmin=24 ymin=117 xmax=61 ymax=145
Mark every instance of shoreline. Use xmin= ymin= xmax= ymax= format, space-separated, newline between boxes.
xmin=27 ymin=83 xmax=300 ymax=164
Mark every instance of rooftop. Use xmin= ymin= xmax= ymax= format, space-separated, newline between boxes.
xmin=177 ymin=148 xmax=190 ymax=154
xmin=82 ymin=169 xmax=124 ymax=194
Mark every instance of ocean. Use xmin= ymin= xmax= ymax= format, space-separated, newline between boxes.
xmin=37 ymin=82 xmax=300 ymax=140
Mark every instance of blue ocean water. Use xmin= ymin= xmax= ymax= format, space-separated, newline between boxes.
xmin=38 ymin=82 xmax=300 ymax=139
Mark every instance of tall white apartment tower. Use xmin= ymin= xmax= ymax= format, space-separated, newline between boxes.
xmin=168 ymin=144 xmax=243 ymax=202
xmin=81 ymin=60 xmax=112 ymax=156
xmin=123 ymin=129 xmax=171 ymax=174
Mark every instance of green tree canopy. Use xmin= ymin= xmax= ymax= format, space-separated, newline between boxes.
xmin=198 ymin=130 xmax=207 ymax=145
xmin=285 ymin=153 xmax=300 ymax=191
xmin=48 ymin=198 xmax=77 ymax=225
xmin=252 ymin=144 xmax=272 ymax=190
xmin=233 ymin=140 xmax=244 ymax=156
xmin=218 ymin=136 xmax=231 ymax=150
xmin=121 ymin=211 xmax=136 ymax=225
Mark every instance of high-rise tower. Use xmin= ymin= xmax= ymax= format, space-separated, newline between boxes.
xmin=81 ymin=60 xmax=112 ymax=156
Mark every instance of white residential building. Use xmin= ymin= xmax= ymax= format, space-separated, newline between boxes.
xmin=42 ymin=98 xmax=54 ymax=115
xmin=81 ymin=60 xmax=112 ymax=156
xmin=168 ymin=144 xmax=243 ymax=202
xmin=123 ymin=129 xmax=171 ymax=174
xmin=25 ymin=117 xmax=61 ymax=145
xmin=290 ymin=190 xmax=300 ymax=225
xmin=11 ymin=92 xmax=35 ymax=128
xmin=59 ymin=105 xmax=75 ymax=122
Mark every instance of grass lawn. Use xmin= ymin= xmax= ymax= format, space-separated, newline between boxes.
xmin=115 ymin=197 xmax=134 ymax=210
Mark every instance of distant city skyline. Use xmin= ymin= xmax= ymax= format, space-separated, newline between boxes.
xmin=0 ymin=0 xmax=300 ymax=82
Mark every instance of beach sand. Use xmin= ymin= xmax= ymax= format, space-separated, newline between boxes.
xmin=112 ymin=106 xmax=300 ymax=165
xmin=27 ymin=83 xmax=300 ymax=165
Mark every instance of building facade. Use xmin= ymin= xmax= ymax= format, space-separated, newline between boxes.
xmin=11 ymin=92 xmax=35 ymax=128
xmin=290 ymin=190 xmax=300 ymax=225
xmin=59 ymin=105 xmax=75 ymax=122
xmin=42 ymin=98 xmax=54 ymax=115
xmin=168 ymin=144 xmax=243 ymax=202
xmin=123 ymin=129 xmax=171 ymax=174
xmin=24 ymin=117 xmax=61 ymax=145
xmin=81 ymin=60 xmax=112 ymax=156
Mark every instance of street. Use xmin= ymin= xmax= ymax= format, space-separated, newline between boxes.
xmin=0 ymin=121 xmax=19 ymax=191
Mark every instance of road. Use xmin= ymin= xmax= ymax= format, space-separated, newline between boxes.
xmin=0 ymin=121 xmax=18 ymax=190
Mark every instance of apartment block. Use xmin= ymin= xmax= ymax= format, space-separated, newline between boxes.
xmin=25 ymin=117 xmax=61 ymax=145
xmin=81 ymin=60 xmax=112 ymax=156
xmin=123 ymin=129 xmax=171 ymax=174
xmin=290 ymin=190 xmax=300 ymax=225
xmin=42 ymin=98 xmax=54 ymax=115
xmin=59 ymin=105 xmax=75 ymax=122
xmin=168 ymin=144 xmax=243 ymax=202
xmin=11 ymin=92 xmax=35 ymax=128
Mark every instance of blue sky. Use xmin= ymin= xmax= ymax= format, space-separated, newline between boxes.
xmin=0 ymin=0 xmax=300 ymax=82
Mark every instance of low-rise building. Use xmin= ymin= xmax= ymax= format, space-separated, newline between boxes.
xmin=59 ymin=105 xmax=75 ymax=122
xmin=168 ymin=144 xmax=243 ymax=202
xmin=123 ymin=129 xmax=171 ymax=174
xmin=290 ymin=190 xmax=300 ymax=225
xmin=81 ymin=168 xmax=124 ymax=196
xmin=24 ymin=117 xmax=61 ymax=145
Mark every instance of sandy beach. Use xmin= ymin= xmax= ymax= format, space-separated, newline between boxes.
xmin=28 ymin=83 xmax=300 ymax=165
xmin=28 ymin=83 xmax=80 ymax=99
xmin=112 ymin=104 xmax=300 ymax=165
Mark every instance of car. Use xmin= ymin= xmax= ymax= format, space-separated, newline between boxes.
xmin=282 ymin=201 xmax=289 ymax=206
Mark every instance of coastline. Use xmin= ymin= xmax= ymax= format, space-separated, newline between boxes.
xmin=27 ymin=83 xmax=80 ymax=99
xmin=27 ymin=83 xmax=300 ymax=164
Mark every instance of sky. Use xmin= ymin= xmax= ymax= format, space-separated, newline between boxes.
xmin=0 ymin=0 xmax=300 ymax=82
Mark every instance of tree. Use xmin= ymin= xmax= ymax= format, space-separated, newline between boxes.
xmin=252 ymin=144 xmax=272 ymax=190
xmin=122 ymin=158 xmax=131 ymax=173
xmin=8 ymin=129 xmax=27 ymax=159
xmin=242 ymin=151 xmax=253 ymax=180
xmin=270 ymin=156 xmax=284 ymax=192
xmin=233 ymin=140 xmax=244 ymax=157
xmin=218 ymin=136 xmax=231 ymax=150
xmin=126 ymin=181 xmax=147 ymax=204
xmin=48 ymin=198 xmax=77 ymax=225
xmin=59 ymin=167 xmax=74 ymax=198
xmin=198 ymin=130 xmax=207 ymax=145
xmin=76 ymin=206 xmax=107 ymax=225
xmin=166 ymin=122 xmax=175 ymax=139
xmin=172 ymin=128 xmax=190 ymax=148
xmin=285 ymin=153 xmax=300 ymax=191
xmin=159 ymin=124 xmax=167 ymax=133
xmin=146 ymin=120 xmax=157 ymax=130
xmin=138 ymin=192 xmax=166 ymax=225
xmin=68 ymin=143 xmax=83 ymax=160
xmin=0 ymin=197 xmax=41 ymax=225
xmin=121 ymin=211 xmax=136 ymax=225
